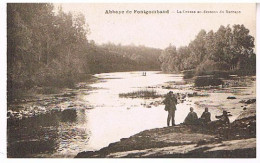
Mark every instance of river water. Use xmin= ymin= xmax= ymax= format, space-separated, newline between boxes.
xmin=7 ymin=71 xmax=256 ymax=158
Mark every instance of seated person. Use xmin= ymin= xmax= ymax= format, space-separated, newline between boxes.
xmin=208 ymin=110 xmax=232 ymax=129
xmin=199 ymin=107 xmax=211 ymax=124
xmin=215 ymin=110 xmax=231 ymax=125
xmin=184 ymin=107 xmax=198 ymax=125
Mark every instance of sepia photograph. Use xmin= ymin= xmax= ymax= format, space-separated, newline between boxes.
xmin=5 ymin=2 xmax=257 ymax=159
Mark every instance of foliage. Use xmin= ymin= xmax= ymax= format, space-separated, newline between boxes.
xmin=7 ymin=4 xmax=255 ymax=101
xmin=87 ymin=43 xmax=161 ymax=74
xmin=183 ymin=70 xmax=195 ymax=79
xmin=194 ymin=76 xmax=224 ymax=87
xmin=100 ymin=43 xmax=162 ymax=71
xmin=7 ymin=3 xmax=162 ymax=101
xmin=119 ymin=89 xmax=161 ymax=99
xmin=159 ymin=25 xmax=256 ymax=76
xmin=8 ymin=4 xmax=89 ymax=91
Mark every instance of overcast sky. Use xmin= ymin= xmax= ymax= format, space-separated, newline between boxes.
xmin=57 ymin=3 xmax=256 ymax=49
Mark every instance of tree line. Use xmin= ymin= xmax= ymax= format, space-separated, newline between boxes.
xmin=7 ymin=3 xmax=256 ymax=101
xmin=159 ymin=25 xmax=256 ymax=76
xmin=7 ymin=3 xmax=161 ymax=100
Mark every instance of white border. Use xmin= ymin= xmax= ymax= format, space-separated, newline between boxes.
xmin=1 ymin=0 xmax=259 ymax=163
xmin=0 ymin=1 xmax=7 ymax=160
xmin=2 ymin=0 xmax=260 ymax=2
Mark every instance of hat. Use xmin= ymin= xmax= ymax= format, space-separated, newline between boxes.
xmin=223 ymin=110 xmax=230 ymax=115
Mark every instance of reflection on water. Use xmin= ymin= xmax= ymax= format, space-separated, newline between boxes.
xmin=61 ymin=109 xmax=77 ymax=122
xmin=8 ymin=113 xmax=59 ymax=157
xmin=8 ymin=109 xmax=89 ymax=158
xmin=7 ymin=71 xmax=255 ymax=158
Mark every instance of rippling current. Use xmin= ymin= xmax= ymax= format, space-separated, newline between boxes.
xmin=7 ymin=71 xmax=255 ymax=158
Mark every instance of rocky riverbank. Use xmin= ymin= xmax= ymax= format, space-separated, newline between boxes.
xmin=75 ymin=102 xmax=256 ymax=158
xmin=7 ymin=77 xmax=99 ymax=121
xmin=7 ymin=72 xmax=256 ymax=158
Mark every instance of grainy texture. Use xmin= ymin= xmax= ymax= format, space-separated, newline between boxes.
xmin=76 ymin=105 xmax=256 ymax=158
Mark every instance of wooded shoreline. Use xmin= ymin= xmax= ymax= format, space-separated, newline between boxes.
xmin=7 ymin=4 xmax=255 ymax=104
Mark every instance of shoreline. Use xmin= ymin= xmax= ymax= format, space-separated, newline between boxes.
xmin=7 ymin=72 xmax=256 ymax=158
xmin=75 ymin=103 xmax=256 ymax=158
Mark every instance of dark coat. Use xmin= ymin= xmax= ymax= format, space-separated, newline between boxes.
xmin=163 ymin=94 xmax=177 ymax=111
xmin=184 ymin=112 xmax=198 ymax=125
xmin=200 ymin=111 xmax=211 ymax=123
xmin=215 ymin=114 xmax=230 ymax=124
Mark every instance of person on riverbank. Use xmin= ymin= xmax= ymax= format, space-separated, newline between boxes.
xmin=208 ymin=110 xmax=232 ymax=129
xmin=184 ymin=107 xmax=199 ymax=125
xmin=163 ymin=91 xmax=177 ymax=126
xmin=199 ymin=107 xmax=211 ymax=125
xmin=215 ymin=110 xmax=231 ymax=124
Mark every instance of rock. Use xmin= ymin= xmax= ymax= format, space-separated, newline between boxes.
xmin=187 ymin=92 xmax=209 ymax=97
xmin=236 ymin=103 xmax=256 ymax=120
xmin=76 ymin=138 xmax=256 ymax=158
xmin=245 ymin=99 xmax=256 ymax=104
xmin=196 ymin=139 xmax=207 ymax=146
xmin=52 ymin=106 xmax=61 ymax=112
xmin=239 ymin=99 xmax=256 ymax=104
xmin=76 ymin=112 xmax=256 ymax=158
xmin=7 ymin=110 xmax=14 ymax=119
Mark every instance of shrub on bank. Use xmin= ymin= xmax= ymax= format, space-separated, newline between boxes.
xmin=196 ymin=70 xmax=230 ymax=79
xmin=195 ymin=76 xmax=224 ymax=87
xmin=183 ymin=70 xmax=195 ymax=79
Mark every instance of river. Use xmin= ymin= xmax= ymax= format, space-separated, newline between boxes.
xmin=7 ymin=71 xmax=256 ymax=158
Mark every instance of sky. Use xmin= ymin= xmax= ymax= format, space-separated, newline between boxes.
xmin=53 ymin=3 xmax=255 ymax=49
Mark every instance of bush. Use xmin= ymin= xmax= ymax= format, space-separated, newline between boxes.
xmin=183 ymin=70 xmax=195 ymax=79
xmin=196 ymin=70 xmax=230 ymax=79
xmin=195 ymin=76 xmax=224 ymax=87
xmin=196 ymin=60 xmax=230 ymax=78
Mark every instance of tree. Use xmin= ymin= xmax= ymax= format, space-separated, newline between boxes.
xmin=177 ymin=46 xmax=191 ymax=70
xmin=229 ymin=24 xmax=255 ymax=70
xmin=159 ymin=25 xmax=255 ymax=75
xmin=159 ymin=45 xmax=178 ymax=72
xmin=188 ymin=30 xmax=207 ymax=66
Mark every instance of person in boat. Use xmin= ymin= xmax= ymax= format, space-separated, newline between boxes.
xmin=199 ymin=107 xmax=211 ymax=124
xmin=184 ymin=107 xmax=199 ymax=125
xmin=163 ymin=91 xmax=177 ymax=126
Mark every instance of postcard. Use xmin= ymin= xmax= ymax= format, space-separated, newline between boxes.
xmin=6 ymin=3 xmax=256 ymax=158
